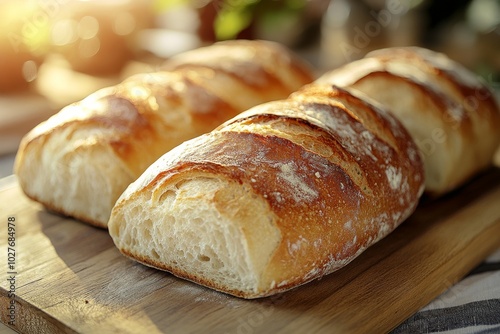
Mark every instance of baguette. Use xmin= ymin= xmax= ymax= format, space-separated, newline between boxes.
xmin=317 ymin=47 xmax=500 ymax=195
xmin=108 ymin=84 xmax=425 ymax=298
xmin=14 ymin=40 xmax=314 ymax=228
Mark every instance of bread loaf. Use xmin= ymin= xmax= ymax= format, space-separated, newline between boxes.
xmin=108 ymin=84 xmax=425 ymax=298
xmin=14 ymin=40 xmax=314 ymax=228
xmin=317 ymin=47 xmax=500 ymax=195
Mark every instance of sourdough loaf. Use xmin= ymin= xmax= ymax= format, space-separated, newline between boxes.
xmin=14 ymin=40 xmax=314 ymax=227
xmin=317 ymin=47 xmax=500 ymax=195
xmin=108 ymin=85 xmax=425 ymax=298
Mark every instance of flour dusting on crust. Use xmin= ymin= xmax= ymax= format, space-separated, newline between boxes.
xmin=385 ymin=166 xmax=402 ymax=190
xmin=278 ymin=162 xmax=318 ymax=203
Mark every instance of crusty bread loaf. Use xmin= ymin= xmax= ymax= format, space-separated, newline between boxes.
xmin=14 ymin=40 xmax=314 ymax=228
xmin=108 ymin=85 xmax=425 ymax=298
xmin=317 ymin=47 xmax=500 ymax=195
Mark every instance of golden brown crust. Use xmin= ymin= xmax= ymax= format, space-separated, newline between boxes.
xmin=109 ymin=85 xmax=424 ymax=298
xmin=163 ymin=39 xmax=315 ymax=90
xmin=317 ymin=47 xmax=500 ymax=195
xmin=15 ymin=40 xmax=315 ymax=227
xmin=367 ymin=47 xmax=499 ymax=117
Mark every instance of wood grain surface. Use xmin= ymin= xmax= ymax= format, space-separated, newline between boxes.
xmin=0 ymin=168 xmax=499 ymax=334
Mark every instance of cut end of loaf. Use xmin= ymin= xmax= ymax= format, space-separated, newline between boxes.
xmin=108 ymin=83 xmax=425 ymax=298
xmin=15 ymin=118 xmax=135 ymax=228
xmin=108 ymin=174 xmax=282 ymax=298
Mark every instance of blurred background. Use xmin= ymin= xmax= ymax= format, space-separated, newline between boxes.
xmin=0 ymin=0 xmax=499 ymax=176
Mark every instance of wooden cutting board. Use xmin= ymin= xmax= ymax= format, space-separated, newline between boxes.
xmin=0 ymin=168 xmax=499 ymax=334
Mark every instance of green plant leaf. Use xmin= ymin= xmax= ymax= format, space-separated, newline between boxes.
xmin=214 ymin=8 xmax=253 ymax=40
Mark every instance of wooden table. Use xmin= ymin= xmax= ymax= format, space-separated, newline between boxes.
xmin=0 ymin=166 xmax=499 ymax=333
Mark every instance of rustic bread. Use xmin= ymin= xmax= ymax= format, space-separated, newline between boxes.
xmin=108 ymin=85 xmax=425 ymax=298
xmin=317 ymin=47 xmax=500 ymax=195
xmin=14 ymin=40 xmax=314 ymax=228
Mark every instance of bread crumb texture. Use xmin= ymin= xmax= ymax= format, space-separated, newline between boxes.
xmin=109 ymin=84 xmax=424 ymax=298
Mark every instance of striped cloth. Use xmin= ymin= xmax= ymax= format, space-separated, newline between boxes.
xmin=392 ymin=248 xmax=500 ymax=334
